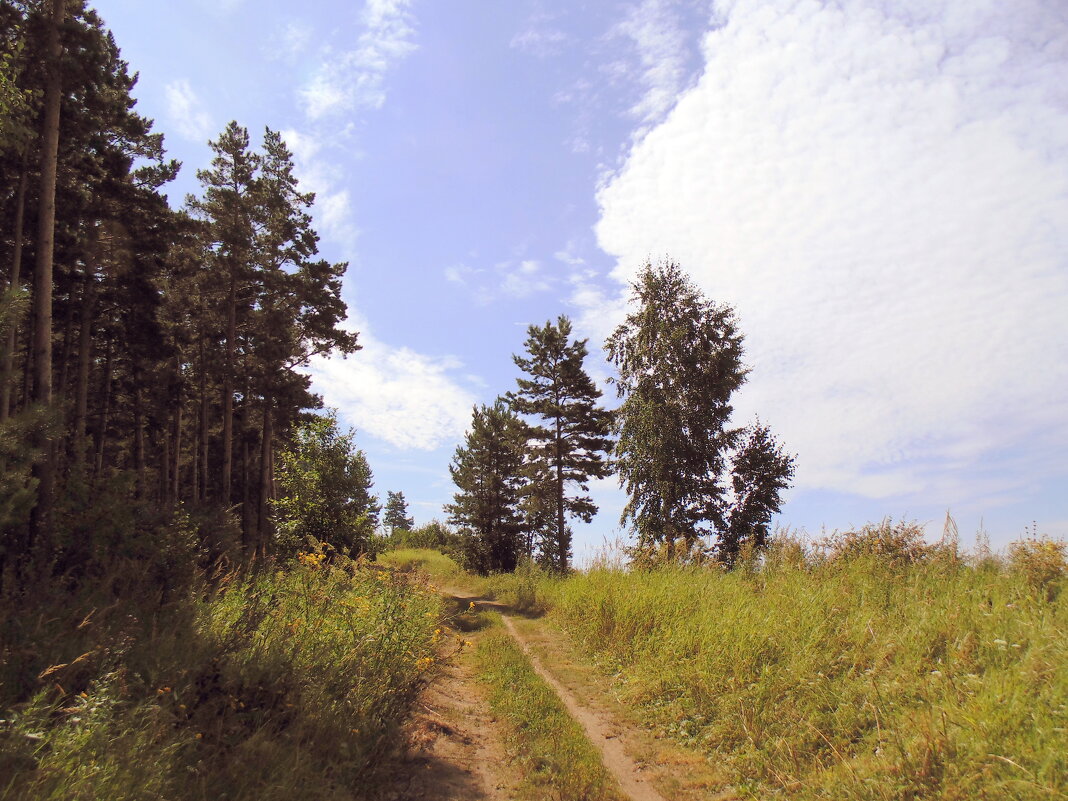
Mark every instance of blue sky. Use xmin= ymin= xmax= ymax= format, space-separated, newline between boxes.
xmin=92 ymin=0 xmax=1068 ymax=558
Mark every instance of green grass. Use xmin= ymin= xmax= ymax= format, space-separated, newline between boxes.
xmin=376 ymin=547 xmax=464 ymax=584
xmin=474 ymin=622 xmax=624 ymax=801
xmin=548 ymin=555 xmax=1068 ymax=799
xmin=1 ymin=554 xmax=442 ymax=801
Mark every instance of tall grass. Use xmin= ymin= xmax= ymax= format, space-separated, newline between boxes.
xmin=0 ymin=554 xmax=441 ymax=800
xmin=548 ymin=543 xmax=1067 ymax=799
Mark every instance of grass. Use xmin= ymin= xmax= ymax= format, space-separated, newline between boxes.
xmin=474 ymin=621 xmax=625 ymax=801
xmin=548 ymin=550 xmax=1068 ymax=799
xmin=0 ymin=553 xmax=442 ymax=801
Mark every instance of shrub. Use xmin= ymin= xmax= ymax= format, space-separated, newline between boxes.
xmin=1009 ymin=535 xmax=1066 ymax=600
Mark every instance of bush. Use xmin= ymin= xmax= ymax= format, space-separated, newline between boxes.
xmin=1009 ymin=535 xmax=1066 ymax=600
xmin=821 ymin=519 xmax=932 ymax=565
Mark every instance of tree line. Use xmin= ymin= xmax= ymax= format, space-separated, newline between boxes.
xmin=0 ymin=1 xmax=366 ymax=578
xmin=447 ymin=261 xmax=796 ymax=574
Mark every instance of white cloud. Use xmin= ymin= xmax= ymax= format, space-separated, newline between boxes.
xmin=309 ymin=323 xmax=475 ymax=451
xmin=500 ymin=260 xmax=554 ymax=299
xmin=611 ymin=0 xmax=701 ymax=128
xmin=271 ymin=21 xmax=312 ymax=60
xmin=511 ymin=24 xmax=568 ymax=58
xmin=592 ymin=0 xmax=1068 ymax=508
xmin=164 ymin=79 xmax=212 ymax=142
xmin=300 ymin=0 xmax=418 ymax=119
xmin=279 ymin=129 xmax=360 ymax=250
xmin=444 ymin=264 xmax=478 ymax=284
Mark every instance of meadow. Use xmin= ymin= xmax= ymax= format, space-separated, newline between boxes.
xmin=473 ymin=526 xmax=1068 ymax=800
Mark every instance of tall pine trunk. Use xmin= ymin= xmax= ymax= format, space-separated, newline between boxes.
xmin=170 ymin=399 xmax=182 ymax=507
xmin=93 ymin=336 xmax=113 ymax=481
xmin=1 ymin=163 xmax=28 ymax=421
xmin=134 ymin=382 xmax=145 ymax=497
xmin=71 ymin=273 xmax=94 ymax=474
xmin=199 ymin=350 xmax=209 ymax=503
xmin=257 ymin=397 xmax=273 ymax=555
xmin=555 ymin=417 xmax=566 ymax=573
xmin=222 ymin=268 xmax=236 ymax=503
xmin=30 ymin=0 xmax=66 ymax=556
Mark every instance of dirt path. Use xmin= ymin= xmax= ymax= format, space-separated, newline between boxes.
xmin=497 ymin=612 xmax=670 ymax=801
xmin=375 ymin=635 xmax=519 ymax=800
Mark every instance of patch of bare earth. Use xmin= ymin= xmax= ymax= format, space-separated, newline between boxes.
xmin=373 ymin=650 xmax=519 ymax=801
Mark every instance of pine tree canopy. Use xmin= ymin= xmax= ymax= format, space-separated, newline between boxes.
xmin=509 ymin=315 xmax=613 ymax=572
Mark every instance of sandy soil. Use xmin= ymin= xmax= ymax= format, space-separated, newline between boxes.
xmin=374 ymin=652 xmax=519 ymax=801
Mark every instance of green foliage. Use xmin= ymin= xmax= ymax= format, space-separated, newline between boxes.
xmin=446 ymin=400 xmax=526 ymax=574
xmin=605 ymin=259 xmax=794 ymax=560
xmin=509 ymin=315 xmax=613 ymax=572
xmin=379 ymin=521 xmax=467 ymax=564
xmin=546 ymin=541 xmax=1068 ymax=800
xmin=0 ymin=554 xmax=441 ymax=801
xmin=273 ymin=412 xmax=379 ymax=558
xmin=382 ymin=489 xmax=414 ymax=534
xmin=475 ymin=627 xmax=624 ymax=801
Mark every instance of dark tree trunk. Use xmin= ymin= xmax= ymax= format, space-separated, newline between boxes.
xmin=171 ymin=398 xmax=182 ymax=507
xmin=30 ymin=0 xmax=67 ymax=557
xmin=93 ymin=336 xmax=113 ymax=482
xmin=134 ymin=382 xmax=145 ymax=497
xmin=71 ymin=274 xmax=95 ymax=474
xmin=257 ymin=397 xmax=273 ymax=554
xmin=222 ymin=269 xmax=236 ymax=503
xmin=1 ymin=163 xmax=28 ymax=421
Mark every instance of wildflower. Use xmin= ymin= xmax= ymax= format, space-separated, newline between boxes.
xmin=468 ymin=601 xmax=476 ymax=611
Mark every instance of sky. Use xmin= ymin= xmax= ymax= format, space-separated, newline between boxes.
xmin=91 ymin=0 xmax=1068 ymax=559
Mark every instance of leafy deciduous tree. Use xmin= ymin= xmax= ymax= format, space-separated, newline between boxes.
xmin=273 ymin=412 xmax=379 ymax=557
xmin=606 ymin=259 xmax=792 ymax=559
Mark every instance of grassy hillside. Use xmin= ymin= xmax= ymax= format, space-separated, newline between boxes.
xmin=544 ymin=544 xmax=1067 ymax=799
xmin=0 ymin=554 xmax=441 ymax=801
xmin=407 ymin=530 xmax=1065 ymax=800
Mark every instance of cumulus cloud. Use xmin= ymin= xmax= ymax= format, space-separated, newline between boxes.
xmin=309 ymin=324 xmax=476 ymax=451
xmin=164 ymin=80 xmax=212 ymax=142
xmin=300 ymin=0 xmax=418 ymax=119
xmin=591 ymin=0 xmax=1068 ymax=508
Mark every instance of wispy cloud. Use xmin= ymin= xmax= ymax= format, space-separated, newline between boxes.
xmin=591 ymin=0 xmax=1068 ymax=509
xmin=500 ymin=260 xmax=553 ymax=298
xmin=609 ymin=0 xmax=707 ymax=129
xmin=279 ymin=128 xmax=361 ymax=251
xmin=164 ymin=79 xmax=212 ymax=143
xmin=269 ymin=21 xmax=313 ymax=61
xmin=300 ymin=0 xmax=418 ymax=119
xmin=511 ymin=21 xmax=568 ymax=58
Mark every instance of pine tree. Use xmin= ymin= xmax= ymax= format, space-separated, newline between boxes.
xmin=605 ymin=260 xmax=748 ymax=550
xmin=446 ymin=400 xmax=525 ymax=574
xmin=383 ymin=490 xmax=414 ymax=534
xmin=188 ymin=121 xmax=258 ymax=508
xmin=509 ymin=315 xmax=613 ymax=572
